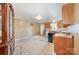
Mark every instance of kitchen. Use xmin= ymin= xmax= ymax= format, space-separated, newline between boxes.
xmin=0 ymin=3 xmax=79 ymax=55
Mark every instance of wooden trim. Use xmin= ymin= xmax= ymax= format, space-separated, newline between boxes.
xmin=2 ymin=4 xmax=7 ymax=44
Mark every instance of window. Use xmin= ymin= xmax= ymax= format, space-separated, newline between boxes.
xmin=50 ymin=22 xmax=57 ymax=31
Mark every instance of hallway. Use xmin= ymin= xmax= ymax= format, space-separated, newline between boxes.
xmin=13 ymin=36 xmax=55 ymax=55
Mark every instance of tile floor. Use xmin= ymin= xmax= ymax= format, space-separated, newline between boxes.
xmin=13 ymin=36 xmax=55 ymax=55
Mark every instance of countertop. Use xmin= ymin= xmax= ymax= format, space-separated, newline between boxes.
xmin=54 ymin=32 xmax=73 ymax=38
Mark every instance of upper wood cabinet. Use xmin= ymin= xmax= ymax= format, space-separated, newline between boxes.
xmin=62 ymin=4 xmax=74 ymax=24
xmin=44 ymin=21 xmax=51 ymax=30
xmin=57 ymin=20 xmax=63 ymax=28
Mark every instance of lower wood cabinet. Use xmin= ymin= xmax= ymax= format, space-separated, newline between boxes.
xmin=53 ymin=34 xmax=74 ymax=55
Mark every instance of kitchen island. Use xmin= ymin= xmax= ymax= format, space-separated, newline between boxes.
xmin=53 ymin=32 xmax=74 ymax=55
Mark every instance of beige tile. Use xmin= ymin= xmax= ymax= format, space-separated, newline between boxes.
xmin=13 ymin=36 xmax=55 ymax=55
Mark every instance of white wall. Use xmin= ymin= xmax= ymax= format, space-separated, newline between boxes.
xmin=40 ymin=24 xmax=44 ymax=35
xmin=14 ymin=19 xmax=41 ymax=40
xmin=14 ymin=19 xmax=32 ymax=39
xmin=32 ymin=23 xmax=40 ymax=35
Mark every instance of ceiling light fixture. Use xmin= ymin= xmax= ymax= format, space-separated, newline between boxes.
xmin=35 ymin=15 xmax=42 ymax=20
xmin=51 ymin=16 xmax=55 ymax=19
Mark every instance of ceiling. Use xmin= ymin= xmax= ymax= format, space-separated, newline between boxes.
xmin=13 ymin=3 xmax=64 ymax=23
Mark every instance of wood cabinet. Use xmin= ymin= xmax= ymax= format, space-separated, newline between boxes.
xmin=44 ymin=21 xmax=51 ymax=30
xmin=0 ymin=4 xmax=15 ymax=55
xmin=62 ymin=4 xmax=74 ymax=25
xmin=57 ymin=20 xmax=63 ymax=28
xmin=53 ymin=33 xmax=74 ymax=55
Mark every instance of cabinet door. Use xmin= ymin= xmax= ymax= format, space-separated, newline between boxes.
xmin=54 ymin=36 xmax=74 ymax=55
xmin=64 ymin=37 xmax=74 ymax=54
xmin=62 ymin=4 xmax=74 ymax=24
xmin=54 ymin=37 xmax=64 ymax=54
